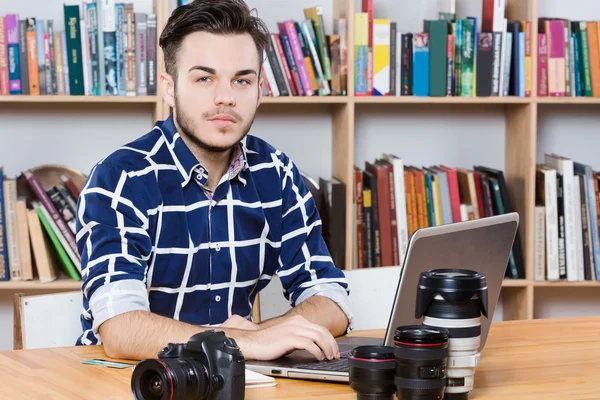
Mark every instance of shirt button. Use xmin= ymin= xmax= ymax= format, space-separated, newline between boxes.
xmin=215 ymin=244 xmax=220 ymax=252
xmin=196 ymin=173 xmax=203 ymax=181
xmin=215 ymin=295 xmax=221 ymax=302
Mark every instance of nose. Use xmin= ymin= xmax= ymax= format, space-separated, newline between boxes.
xmin=214 ymin=80 xmax=236 ymax=107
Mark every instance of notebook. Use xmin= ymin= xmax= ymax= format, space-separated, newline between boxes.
xmin=245 ymin=368 xmax=277 ymax=388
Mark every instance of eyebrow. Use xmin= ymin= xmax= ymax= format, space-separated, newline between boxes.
xmin=188 ymin=65 xmax=257 ymax=77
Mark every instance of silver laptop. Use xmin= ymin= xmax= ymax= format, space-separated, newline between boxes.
xmin=245 ymin=212 xmax=519 ymax=382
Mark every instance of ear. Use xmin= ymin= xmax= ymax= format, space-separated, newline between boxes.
xmin=256 ymin=71 xmax=264 ymax=108
xmin=160 ymin=72 xmax=176 ymax=108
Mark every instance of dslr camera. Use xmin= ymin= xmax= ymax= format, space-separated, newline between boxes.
xmin=131 ymin=330 xmax=245 ymax=400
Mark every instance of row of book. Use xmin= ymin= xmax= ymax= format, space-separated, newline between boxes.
xmin=352 ymin=157 xmax=526 ymax=279
xmin=260 ymin=6 xmax=347 ymax=97
xmin=0 ymin=1 xmax=157 ymax=97
xmin=535 ymin=155 xmax=600 ymax=282
xmin=0 ymin=168 xmax=82 ymax=283
xmin=354 ymin=0 xmax=531 ymax=97
xmin=539 ymin=18 xmax=600 ymax=97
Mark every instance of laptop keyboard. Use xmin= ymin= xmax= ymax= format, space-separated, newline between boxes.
xmin=290 ymin=352 xmax=350 ymax=372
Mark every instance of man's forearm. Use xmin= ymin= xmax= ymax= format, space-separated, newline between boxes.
xmin=259 ymin=295 xmax=349 ymax=337
xmin=99 ymin=310 xmax=246 ymax=360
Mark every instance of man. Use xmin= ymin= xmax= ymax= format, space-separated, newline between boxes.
xmin=75 ymin=0 xmax=352 ymax=363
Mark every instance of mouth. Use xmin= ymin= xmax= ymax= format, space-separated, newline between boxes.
xmin=209 ymin=114 xmax=237 ymax=127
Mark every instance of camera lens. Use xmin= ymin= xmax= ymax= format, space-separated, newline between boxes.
xmin=348 ymin=345 xmax=396 ymax=400
xmin=415 ymin=269 xmax=488 ymax=400
xmin=131 ymin=358 xmax=208 ymax=400
xmin=393 ymin=325 xmax=449 ymax=400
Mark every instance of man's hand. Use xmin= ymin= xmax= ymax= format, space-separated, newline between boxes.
xmin=233 ymin=314 xmax=339 ymax=361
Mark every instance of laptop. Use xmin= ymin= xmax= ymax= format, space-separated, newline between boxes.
xmin=245 ymin=212 xmax=519 ymax=382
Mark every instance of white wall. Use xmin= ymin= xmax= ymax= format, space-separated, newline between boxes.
xmin=1 ymin=0 xmax=599 ymax=351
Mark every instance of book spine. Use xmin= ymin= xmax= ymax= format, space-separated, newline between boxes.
xmin=61 ymin=31 xmax=70 ymax=95
xmin=116 ymin=3 xmax=126 ymax=96
xmin=146 ymin=14 xmax=157 ymax=96
xmin=135 ymin=13 xmax=147 ymax=95
xmin=35 ymin=20 xmax=46 ymax=95
xmin=43 ymin=21 xmax=52 ymax=95
xmin=24 ymin=170 xmax=80 ymax=260
xmin=523 ymin=21 xmax=532 ymax=97
xmin=3 ymin=180 xmax=21 ymax=280
xmin=25 ymin=18 xmax=39 ymax=95
xmin=47 ymin=21 xmax=57 ymax=94
xmin=572 ymin=33 xmax=582 ymax=96
xmin=0 ymin=17 xmax=8 ymax=95
xmin=125 ymin=4 xmax=136 ymax=96
xmin=102 ymin=0 xmax=117 ymax=95
xmin=64 ymin=5 xmax=84 ymax=95
xmin=362 ymin=189 xmax=374 ymax=268
xmin=6 ymin=15 xmax=21 ymax=94
xmin=87 ymin=3 xmax=101 ymax=96
xmin=538 ymin=33 xmax=548 ymax=96
xmin=18 ymin=20 xmax=29 ymax=95
xmin=355 ymin=171 xmax=365 ymax=269
xmin=354 ymin=13 xmax=368 ymax=96
xmin=0 ymin=173 xmax=9 ymax=281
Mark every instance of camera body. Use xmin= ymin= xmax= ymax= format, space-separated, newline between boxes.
xmin=131 ymin=330 xmax=245 ymax=400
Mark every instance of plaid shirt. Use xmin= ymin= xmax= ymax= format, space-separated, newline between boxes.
xmin=75 ymin=114 xmax=352 ymax=345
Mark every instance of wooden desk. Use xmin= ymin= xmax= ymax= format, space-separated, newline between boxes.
xmin=1 ymin=316 xmax=599 ymax=399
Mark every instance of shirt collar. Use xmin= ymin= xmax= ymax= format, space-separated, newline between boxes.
xmin=157 ymin=113 xmax=249 ymax=188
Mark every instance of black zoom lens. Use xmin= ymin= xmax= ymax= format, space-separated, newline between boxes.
xmin=394 ymin=325 xmax=449 ymax=400
xmin=131 ymin=358 xmax=208 ymax=400
xmin=348 ymin=345 xmax=396 ymax=400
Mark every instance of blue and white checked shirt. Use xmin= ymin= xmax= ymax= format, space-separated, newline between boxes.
xmin=75 ymin=114 xmax=352 ymax=345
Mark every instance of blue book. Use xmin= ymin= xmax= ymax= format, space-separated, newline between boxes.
xmin=412 ymin=33 xmax=429 ymax=96
xmin=572 ymin=33 xmax=582 ymax=96
xmin=518 ymin=31 xmax=525 ymax=97
xmin=35 ymin=20 xmax=46 ymax=95
xmin=0 ymin=171 xmax=9 ymax=281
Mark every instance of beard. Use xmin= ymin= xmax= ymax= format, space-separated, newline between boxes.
xmin=174 ymin=94 xmax=256 ymax=154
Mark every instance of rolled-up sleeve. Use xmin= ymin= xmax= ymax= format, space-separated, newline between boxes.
xmin=76 ymin=160 xmax=154 ymax=336
xmin=275 ymin=154 xmax=353 ymax=331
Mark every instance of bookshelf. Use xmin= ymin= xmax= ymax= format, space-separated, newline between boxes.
xmin=0 ymin=0 xmax=599 ymax=333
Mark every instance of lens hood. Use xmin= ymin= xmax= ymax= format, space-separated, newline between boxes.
xmin=415 ymin=269 xmax=488 ymax=319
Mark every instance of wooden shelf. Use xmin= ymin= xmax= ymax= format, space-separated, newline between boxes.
xmin=0 ymin=278 xmax=81 ymax=290
xmin=502 ymin=279 xmax=531 ymax=287
xmin=353 ymin=96 xmax=531 ymax=104
xmin=0 ymin=95 xmax=158 ymax=104
xmin=261 ymin=96 xmax=348 ymax=104
xmin=536 ymin=97 xmax=600 ymax=104
xmin=533 ymin=281 xmax=600 ymax=287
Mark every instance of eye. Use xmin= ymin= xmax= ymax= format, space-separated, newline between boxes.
xmin=196 ymin=76 xmax=211 ymax=83
xmin=235 ymin=79 xmax=251 ymax=85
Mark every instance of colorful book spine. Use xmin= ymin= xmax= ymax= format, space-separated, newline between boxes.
xmin=373 ymin=19 xmax=390 ymax=96
xmin=5 ymin=15 xmax=21 ymax=94
xmin=116 ymin=3 xmax=127 ymax=96
xmin=354 ymin=13 xmax=368 ymax=96
xmin=413 ymin=33 xmax=429 ymax=96
xmin=0 ymin=17 xmax=7 ymax=95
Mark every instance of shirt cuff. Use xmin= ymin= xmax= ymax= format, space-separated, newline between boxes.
xmin=88 ymin=279 xmax=150 ymax=333
xmin=294 ymin=282 xmax=354 ymax=334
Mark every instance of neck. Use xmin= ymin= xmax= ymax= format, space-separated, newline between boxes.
xmin=176 ymin=130 xmax=234 ymax=192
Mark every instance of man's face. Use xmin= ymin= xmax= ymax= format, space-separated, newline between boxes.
xmin=167 ymin=31 xmax=262 ymax=153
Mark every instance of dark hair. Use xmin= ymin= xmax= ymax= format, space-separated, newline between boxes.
xmin=159 ymin=0 xmax=270 ymax=82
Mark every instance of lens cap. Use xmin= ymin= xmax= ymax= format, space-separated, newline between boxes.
xmin=394 ymin=325 xmax=449 ymax=345
xmin=349 ymin=345 xmax=395 ymax=361
xmin=415 ymin=269 xmax=489 ymax=319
